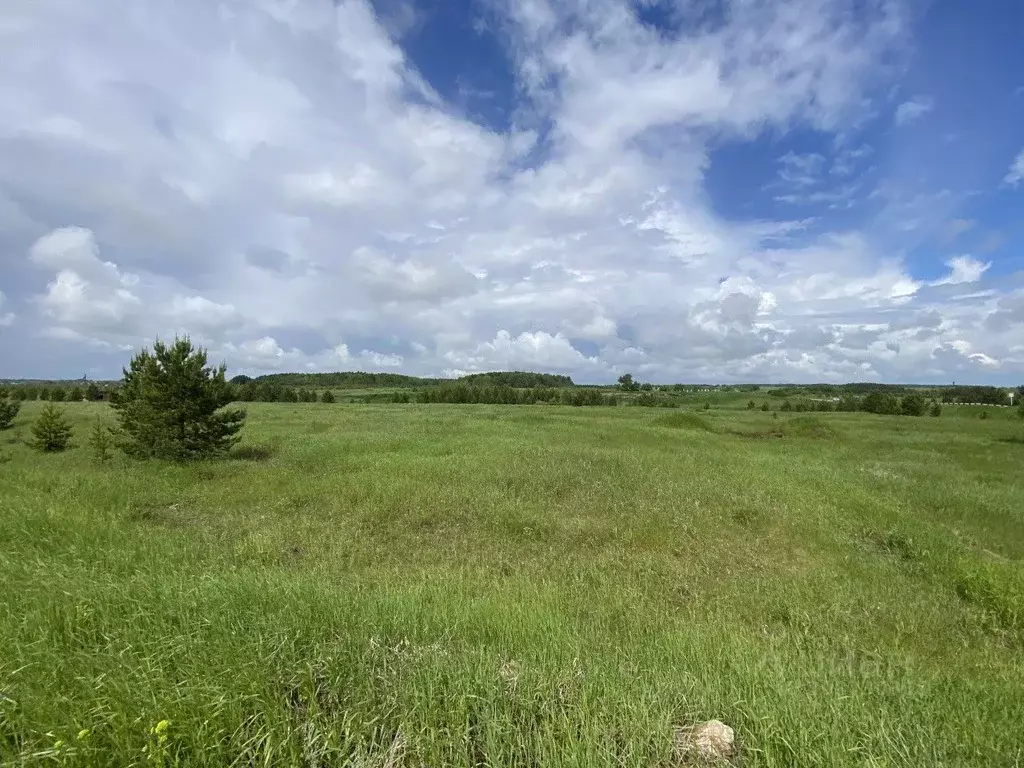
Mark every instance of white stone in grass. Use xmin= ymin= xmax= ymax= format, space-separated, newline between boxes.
xmin=673 ymin=719 xmax=736 ymax=763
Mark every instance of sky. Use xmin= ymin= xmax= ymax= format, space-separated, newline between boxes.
xmin=1 ymin=0 xmax=1023 ymax=384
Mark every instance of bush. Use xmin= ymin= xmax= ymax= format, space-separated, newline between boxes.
xmin=50 ymin=387 xmax=67 ymax=402
xmin=68 ymin=386 xmax=84 ymax=402
xmin=703 ymin=402 xmax=711 ymax=410
xmin=112 ymin=337 xmax=246 ymax=460
xmin=29 ymin=403 xmax=73 ymax=452
xmin=900 ymin=393 xmax=926 ymax=417
xmin=760 ymin=402 xmax=770 ymax=412
xmin=979 ymin=410 xmax=988 ymax=420
xmin=929 ymin=402 xmax=942 ymax=417
xmin=321 ymin=390 xmax=336 ymax=404
xmin=781 ymin=400 xmax=793 ymax=412
xmin=746 ymin=400 xmax=755 ymax=410
xmin=0 ymin=397 xmax=20 ymax=430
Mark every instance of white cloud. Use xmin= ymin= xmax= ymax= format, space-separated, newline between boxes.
xmin=0 ymin=0 xmax=1021 ymax=383
xmin=1005 ymin=149 xmax=1024 ymax=186
xmin=931 ymin=256 xmax=991 ymax=286
xmin=894 ymin=95 xmax=934 ymax=126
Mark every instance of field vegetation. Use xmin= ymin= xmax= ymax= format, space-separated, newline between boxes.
xmin=1 ymin=369 xmax=1023 ymax=765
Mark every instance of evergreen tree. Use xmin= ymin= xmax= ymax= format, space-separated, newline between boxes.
xmin=900 ymin=393 xmax=926 ymax=417
xmin=112 ymin=337 xmax=246 ymax=460
xmin=88 ymin=420 xmax=114 ymax=463
xmin=68 ymin=386 xmax=84 ymax=402
xmin=29 ymin=403 xmax=73 ymax=452
xmin=86 ymin=382 xmax=103 ymax=401
xmin=0 ymin=396 xmax=20 ymax=430
xmin=321 ymin=390 xmax=336 ymax=403
xmin=50 ymin=387 xmax=67 ymax=402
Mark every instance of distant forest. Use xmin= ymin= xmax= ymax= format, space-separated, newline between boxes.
xmin=245 ymin=370 xmax=575 ymax=389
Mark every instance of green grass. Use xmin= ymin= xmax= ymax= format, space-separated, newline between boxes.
xmin=1 ymin=402 xmax=1023 ymax=766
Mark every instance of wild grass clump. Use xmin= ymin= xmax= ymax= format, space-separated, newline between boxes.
xmin=230 ymin=443 xmax=278 ymax=461
xmin=782 ymin=416 xmax=837 ymax=439
xmin=653 ymin=412 xmax=713 ymax=431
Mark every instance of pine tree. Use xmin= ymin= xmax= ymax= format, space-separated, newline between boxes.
xmin=0 ymin=396 xmax=20 ymax=430
xmin=88 ymin=420 xmax=114 ymax=463
xmin=112 ymin=337 xmax=246 ymax=460
xmin=321 ymin=390 xmax=336 ymax=403
xmin=29 ymin=403 xmax=73 ymax=452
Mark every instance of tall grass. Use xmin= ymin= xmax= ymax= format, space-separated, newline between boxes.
xmin=1 ymin=402 xmax=1022 ymax=766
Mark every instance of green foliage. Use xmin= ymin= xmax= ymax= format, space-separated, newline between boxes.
xmin=703 ymin=401 xmax=711 ymax=410
xmin=86 ymin=382 xmax=103 ymax=401
xmin=68 ymin=386 xmax=84 ymax=402
xmin=28 ymin=403 xmax=73 ymax=452
xmin=929 ymin=402 xmax=942 ymax=417
xmin=258 ymin=371 xmax=440 ymax=389
xmin=746 ymin=400 xmax=756 ymax=410
xmin=617 ymin=373 xmax=638 ymax=391
xmin=900 ymin=393 xmax=926 ymax=417
xmin=38 ymin=387 xmax=51 ymax=401
xmin=50 ymin=387 xmax=67 ymax=402
xmin=0 ymin=396 xmax=21 ymax=429
xmin=760 ymin=402 xmax=770 ymax=412
xmin=1017 ymin=402 xmax=1024 ymax=421
xmin=321 ymin=390 xmax=336 ymax=404
xmin=631 ymin=392 xmax=678 ymax=408
xmin=419 ymin=384 xmax=615 ymax=407
xmin=88 ymin=421 xmax=114 ymax=463
xmin=459 ymin=371 xmax=574 ymax=388
xmin=979 ymin=410 xmax=988 ymax=420
xmin=862 ymin=392 xmax=900 ymax=415
xmin=112 ymin=337 xmax=246 ymax=461
xmin=781 ymin=400 xmax=793 ymax=412
xmin=940 ymin=386 xmax=1010 ymax=405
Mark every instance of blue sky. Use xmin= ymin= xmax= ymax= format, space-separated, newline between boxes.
xmin=0 ymin=0 xmax=1022 ymax=383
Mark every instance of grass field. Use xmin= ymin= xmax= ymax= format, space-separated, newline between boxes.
xmin=1 ymin=401 xmax=1022 ymax=766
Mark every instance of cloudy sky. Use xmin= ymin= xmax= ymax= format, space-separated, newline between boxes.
xmin=1 ymin=0 xmax=1023 ymax=383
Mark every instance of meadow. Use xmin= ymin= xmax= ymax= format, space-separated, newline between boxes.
xmin=1 ymin=400 xmax=1022 ymax=766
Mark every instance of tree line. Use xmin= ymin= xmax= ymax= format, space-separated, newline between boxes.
xmin=0 ymin=382 xmax=109 ymax=402
xmin=417 ymin=383 xmax=614 ymax=406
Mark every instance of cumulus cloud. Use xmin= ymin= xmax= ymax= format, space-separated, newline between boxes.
xmin=0 ymin=0 xmax=1020 ymax=382
xmin=894 ymin=95 xmax=934 ymax=126
xmin=931 ymin=256 xmax=991 ymax=286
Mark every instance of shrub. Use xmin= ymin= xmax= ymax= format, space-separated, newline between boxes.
xmin=979 ymin=410 xmax=988 ymax=420
xmin=0 ymin=397 xmax=20 ymax=430
xmin=321 ymin=390 xmax=336 ymax=404
xmin=760 ymin=402 xmax=770 ymax=412
xmin=112 ymin=337 xmax=246 ymax=461
xmin=703 ymin=402 xmax=711 ymax=410
xmin=746 ymin=400 xmax=755 ymax=410
xmin=900 ymin=393 xmax=926 ymax=417
xmin=781 ymin=400 xmax=793 ymax=412
xmin=29 ymin=403 xmax=73 ymax=452
xmin=929 ymin=402 xmax=942 ymax=417
xmin=86 ymin=382 xmax=103 ymax=401
xmin=50 ymin=387 xmax=67 ymax=402
xmin=88 ymin=421 xmax=114 ymax=463
xmin=68 ymin=386 xmax=84 ymax=402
